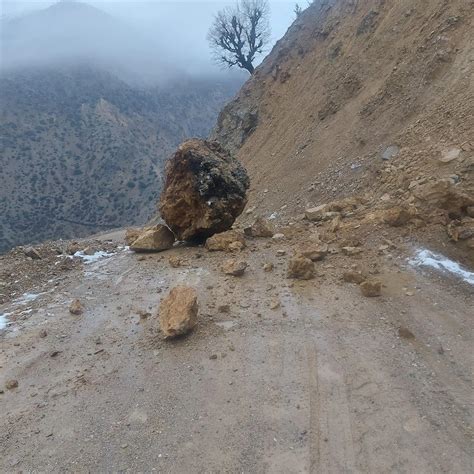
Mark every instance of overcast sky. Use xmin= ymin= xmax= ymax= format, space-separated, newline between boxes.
xmin=1 ymin=1 xmax=296 ymax=78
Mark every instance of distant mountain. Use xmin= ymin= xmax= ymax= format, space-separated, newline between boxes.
xmin=0 ymin=1 xmax=244 ymax=252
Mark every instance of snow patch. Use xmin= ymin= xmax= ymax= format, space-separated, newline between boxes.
xmin=13 ymin=292 xmax=42 ymax=305
xmin=0 ymin=313 xmax=10 ymax=330
xmin=73 ymin=250 xmax=115 ymax=264
xmin=409 ymin=249 xmax=474 ymax=285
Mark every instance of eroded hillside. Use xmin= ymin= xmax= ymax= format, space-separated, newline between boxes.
xmin=213 ymin=0 xmax=473 ymax=261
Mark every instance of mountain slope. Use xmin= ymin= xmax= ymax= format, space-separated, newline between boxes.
xmin=0 ymin=1 xmax=243 ymax=252
xmin=0 ymin=66 xmax=240 ymax=252
xmin=212 ymin=0 xmax=473 ymax=258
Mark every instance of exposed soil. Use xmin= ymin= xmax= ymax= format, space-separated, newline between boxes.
xmin=1 ymin=228 xmax=472 ymax=472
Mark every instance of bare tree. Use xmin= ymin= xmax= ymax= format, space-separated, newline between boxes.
xmin=208 ymin=0 xmax=271 ymax=74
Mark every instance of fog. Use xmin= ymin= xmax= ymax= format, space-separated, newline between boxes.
xmin=1 ymin=0 xmax=295 ymax=83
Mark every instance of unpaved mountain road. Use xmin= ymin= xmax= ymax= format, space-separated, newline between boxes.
xmin=1 ymin=233 xmax=472 ymax=473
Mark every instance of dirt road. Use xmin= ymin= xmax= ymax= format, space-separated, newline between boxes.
xmin=1 ymin=233 xmax=472 ymax=472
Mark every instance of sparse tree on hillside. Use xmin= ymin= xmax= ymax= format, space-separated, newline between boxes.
xmin=208 ymin=0 xmax=271 ymax=74
xmin=294 ymin=3 xmax=303 ymax=17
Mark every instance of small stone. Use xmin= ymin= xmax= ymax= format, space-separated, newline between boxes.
xmin=6 ymin=379 xmax=19 ymax=390
xmin=287 ymin=255 xmax=315 ymax=280
xmin=39 ymin=329 xmax=47 ymax=338
xmin=218 ymin=304 xmax=230 ymax=313
xmin=168 ymin=256 xmax=182 ymax=268
xmin=360 ymin=280 xmax=382 ymax=297
xmin=263 ymin=263 xmax=274 ymax=272
xmin=243 ymin=217 xmax=275 ymax=237
xmin=24 ymin=247 xmax=41 ymax=260
xmin=276 ymin=250 xmax=286 ymax=257
xmin=342 ymin=271 xmax=366 ymax=284
xmin=342 ymin=246 xmax=363 ymax=256
xmin=69 ymin=299 xmax=83 ymax=315
xmin=221 ymin=259 xmax=248 ymax=277
xmin=270 ymin=299 xmax=281 ymax=310
xmin=398 ymin=327 xmax=415 ymax=339
xmin=209 ymin=354 xmax=218 ymax=360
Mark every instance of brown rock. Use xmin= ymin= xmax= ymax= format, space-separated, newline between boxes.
xmin=69 ymin=299 xmax=83 ymax=315
xmin=360 ymin=279 xmax=382 ymax=297
xmin=205 ymin=230 xmax=246 ymax=252
xmin=169 ymin=256 xmax=183 ymax=268
xmin=287 ymin=255 xmax=315 ymax=280
xmin=383 ymin=207 xmax=412 ymax=227
xmin=300 ymin=243 xmax=328 ymax=261
xmin=5 ymin=379 xmax=18 ymax=390
xmin=159 ymin=286 xmax=198 ymax=338
xmin=24 ymin=247 xmax=41 ymax=260
xmin=130 ymin=225 xmax=175 ymax=252
xmin=398 ymin=327 xmax=415 ymax=339
xmin=159 ymin=139 xmax=250 ymax=241
xmin=343 ymin=271 xmax=366 ymax=284
xmin=125 ymin=228 xmax=141 ymax=246
xmin=244 ymin=217 xmax=275 ymax=237
xmin=218 ymin=304 xmax=230 ymax=313
xmin=263 ymin=262 xmax=274 ymax=272
xmin=305 ymin=204 xmax=330 ymax=221
xmin=221 ymin=259 xmax=248 ymax=276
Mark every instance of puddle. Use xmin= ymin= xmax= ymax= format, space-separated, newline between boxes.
xmin=409 ymin=249 xmax=474 ymax=285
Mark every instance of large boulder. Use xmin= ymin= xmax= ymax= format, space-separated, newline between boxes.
xmin=159 ymin=286 xmax=198 ymax=338
xmin=159 ymin=139 xmax=250 ymax=241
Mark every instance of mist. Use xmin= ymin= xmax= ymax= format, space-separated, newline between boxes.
xmin=1 ymin=0 xmax=295 ymax=84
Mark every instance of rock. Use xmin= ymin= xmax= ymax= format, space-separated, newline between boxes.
xmin=221 ymin=259 xmax=248 ymax=276
xmin=244 ymin=217 xmax=274 ymax=237
xmin=300 ymin=243 xmax=328 ymax=261
xmin=39 ymin=329 xmax=48 ymax=338
xmin=159 ymin=139 xmax=250 ymax=241
xmin=130 ymin=225 xmax=175 ymax=252
xmin=305 ymin=204 xmax=330 ymax=221
xmin=383 ymin=207 xmax=412 ymax=227
xmin=5 ymin=379 xmax=18 ymax=390
xmin=205 ymin=230 xmax=246 ymax=252
xmin=343 ymin=271 xmax=366 ymax=284
xmin=82 ymin=246 xmax=96 ymax=256
xmin=360 ymin=279 xmax=382 ymax=297
xmin=125 ymin=228 xmax=141 ymax=246
xmin=159 ymin=286 xmax=198 ymax=338
xmin=412 ymin=178 xmax=474 ymax=215
xmin=270 ymin=299 xmax=281 ymax=310
xmin=398 ymin=327 xmax=415 ymax=339
xmin=439 ymin=147 xmax=461 ymax=163
xmin=287 ymin=255 xmax=315 ymax=280
xmin=168 ymin=256 xmax=183 ymax=268
xmin=342 ymin=246 xmax=363 ymax=256
xmin=467 ymin=207 xmax=474 ymax=218
xmin=69 ymin=299 xmax=83 ymax=315
xmin=382 ymin=145 xmax=400 ymax=160
xmin=218 ymin=304 xmax=230 ymax=313
xmin=272 ymin=233 xmax=285 ymax=240
xmin=263 ymin=262 xmax=274 ymax=272
xmin=24 ymin=247 xmax=41 ymax=260
xmin=66 ymin=242 xmax=82 ymax=255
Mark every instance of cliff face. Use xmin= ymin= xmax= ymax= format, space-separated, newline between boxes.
xmin=212 ymin=0 xmax=473 ymax=231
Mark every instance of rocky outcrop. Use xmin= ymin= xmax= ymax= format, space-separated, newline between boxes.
xmin=129 ymin=225 xmax=175 ymax=252
xmin=159 ymin=139 xmax=250 ymax=241
xmin=158 ymin=286 xmax=198 ymax=339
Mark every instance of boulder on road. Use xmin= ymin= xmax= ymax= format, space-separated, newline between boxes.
xmin=159 ymin=139 xmax=250 ymax=241
xmin=360 ymin=279 xmax=382 ymax=297
xmin=130 ymin=225 xmax=175 ymax=252
xmin=159 ymin=286 xmax=198 ymax=339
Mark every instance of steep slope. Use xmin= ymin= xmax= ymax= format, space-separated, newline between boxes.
xmin=213 ymin=0 xmax=473 ymax=258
